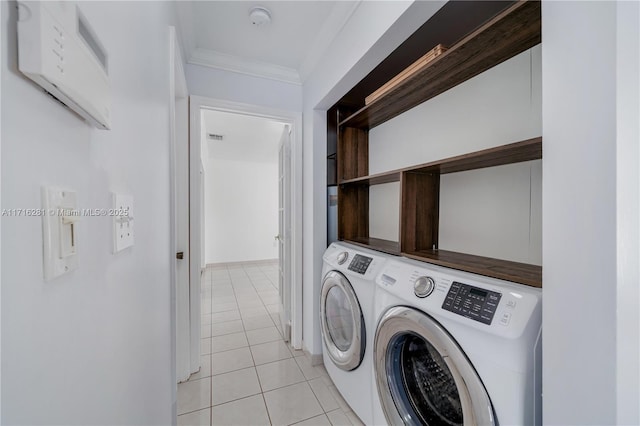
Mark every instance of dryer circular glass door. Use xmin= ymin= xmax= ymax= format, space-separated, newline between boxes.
xmin=374 ymin=306 xmax=495 ymax=426
xmin=320 ymin=270 xmax=365 ymax=371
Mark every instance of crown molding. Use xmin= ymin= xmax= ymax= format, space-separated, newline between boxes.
xmin=177 ymin=1 xmax=363 ymax=86
xmin=188 ymin=48 xmax=302 ymax=85
xmin=299 ymin=1 xmax=362 ymax=83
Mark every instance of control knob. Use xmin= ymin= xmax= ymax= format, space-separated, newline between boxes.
xmin=414 ymin=276 xmax=435 ymax=298
xmin=337 ymin=251 xmax=349 ymax=265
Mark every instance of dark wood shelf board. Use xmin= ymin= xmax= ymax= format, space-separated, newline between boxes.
xmin=338 ymin=127 xmax=368 ymax=181
xmin=340 ymin=138 xmax=541 ymax=184
xmin=343 ymin=238 xmax=401 ymax=256
xmin=340 ymin=171 xmax=401 ymax=186
xmin=403 ymin=249 xmax=542 ymax=287
xmin=339 ymin=1 xmax=541 ymax=129
xmin=413 ymin=137 xmax=542 ymax=175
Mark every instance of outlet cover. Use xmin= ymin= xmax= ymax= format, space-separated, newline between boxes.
xmin=113 ymin=193 xmax=134 ymax=253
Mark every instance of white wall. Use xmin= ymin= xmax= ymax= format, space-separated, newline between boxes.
xmin=204 ymin=158 xmax=279 ymax=264
xmin=1 ymin=2 xmax=176 ymax=424
xmin=615 ymin=2 xmax=640 ymax=424
xmin=301 ymin=0 xmax=446 ymax=356
xmin=186 ymin=63 xmax=302 ymax=112
xmin=542 ymin=1 xmax=639 ymax=424
xmin=368 ymin=46 xmax=542 ymax=265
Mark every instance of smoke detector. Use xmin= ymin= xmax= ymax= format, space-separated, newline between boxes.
xmin=249 ymin=6 xmax=271 ymax=27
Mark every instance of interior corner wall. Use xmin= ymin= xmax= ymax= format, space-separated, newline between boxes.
xmin=300 ymin=0 xmax=446 ymax=356
xmin=542 ymin=2 xmax=619 ymax=424
xmin=204 ymin=157 xmax=279 ymax=264
xmin=1 ymin=2 xmax=176 ymax=424
xmin=185 ymin=64 xmax=303 ymax=112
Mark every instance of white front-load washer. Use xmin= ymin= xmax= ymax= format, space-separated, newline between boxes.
xmin=372 ymin=257 xmax=542 ymax=426
xmin=321 ymin=242 xmax=390 ymax=425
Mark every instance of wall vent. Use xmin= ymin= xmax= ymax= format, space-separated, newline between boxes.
xmin=208 ymin=133 xmax=224 ymax=141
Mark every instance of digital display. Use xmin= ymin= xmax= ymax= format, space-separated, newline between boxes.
xmin=469 ymin=288 xmax=487 ymax=298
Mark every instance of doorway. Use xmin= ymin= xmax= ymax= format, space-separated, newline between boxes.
xmin=190 ymin=96 xmax=303 ymax=350
xmin=201 ymin=110 xmax=286 ymax=334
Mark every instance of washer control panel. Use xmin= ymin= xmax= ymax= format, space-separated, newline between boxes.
xmin=442 ymin=281 xmax=502 ymax=325
xmin=348 ymin=254 xmax=373 ymax=274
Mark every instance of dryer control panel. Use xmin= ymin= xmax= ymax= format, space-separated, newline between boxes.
xmin=442 ymin=282 xmax=502 ymax=325
xmin=348 ymin=254 xmax=373 ymax=274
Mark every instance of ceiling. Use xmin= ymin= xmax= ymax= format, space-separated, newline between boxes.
xmin=203 ymin=110 xmax=286 ymax=163
xmin=177 ymin=1 xmax=360 ymax=84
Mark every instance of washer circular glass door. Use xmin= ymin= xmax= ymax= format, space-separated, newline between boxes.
xmin=320 ymin=270 xmax=365 ymax=371
xmin=374 ymin=306 xmax=495 ymax=426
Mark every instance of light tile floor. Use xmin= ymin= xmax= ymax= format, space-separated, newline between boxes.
xmin=177 ymin=261 xmax=364 ymax=426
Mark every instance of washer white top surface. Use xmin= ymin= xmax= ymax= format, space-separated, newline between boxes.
xmin=374 ymin=256 xmax=542 ymax=377
xmin=376 ymin=257 xmax=541 ymax=340
xmin=322 ymin=242 xmax=390 ymax=282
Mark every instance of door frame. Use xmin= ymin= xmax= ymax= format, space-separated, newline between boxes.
xmin=190 ymin=95 xmax=303 ymax=349
xmin=168 ymin=25 xmax=189 ymax=420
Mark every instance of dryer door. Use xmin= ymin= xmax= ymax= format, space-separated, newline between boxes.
xmin=375 ymin=306 xmax=495 ymax=426
xmin=320 ymin=270 xmax=365 ymax=371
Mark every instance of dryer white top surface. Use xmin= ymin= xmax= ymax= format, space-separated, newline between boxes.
xmin=376 ymin=257 xmax=541 ymax=340
xmin=322 ymin=242 xmax=392 ymax=281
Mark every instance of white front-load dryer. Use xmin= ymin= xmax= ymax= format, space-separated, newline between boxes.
xmin=321 ymin=242 xmax=389 ymax=425
xmin=372 ymin=257 xmax=542 ymax=426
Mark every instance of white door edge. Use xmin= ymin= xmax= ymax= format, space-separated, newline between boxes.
xmin=188 ymin=99 xmax=202 ymax=372
xmin=168 ymin=26 xmax=190 ymax=425
xmin=189 ymin=96 xmax=304 ymax=350
xmin=278 ymin=125 xmax=292 ymax=342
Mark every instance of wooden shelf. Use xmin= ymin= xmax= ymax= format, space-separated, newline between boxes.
xmin=343 ymin=238 xmax=401 ymax=256
xmin=332 ymin=0 xmax=543 ymax=288
xmin=340 ymin=137 xmax=542 ymax=185
xmin=403 ymin=249 xmax=542 ymax=288
xmin=340 ymin=171 xmax=401 ymax=186
xmin=411 ymin=137 xmax=542 ymax=174
xmin=339 ymin=0 xmax=541 ymax=130
xmin=398 ymin=137 xmax=542 ymax=287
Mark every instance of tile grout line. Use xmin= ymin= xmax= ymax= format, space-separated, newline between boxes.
xmin=201 ymin=261 xmax=337 ymax=426
xmin=210 ymin=265 xmax=229 ymax=418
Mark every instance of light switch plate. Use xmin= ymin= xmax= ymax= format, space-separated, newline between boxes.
xmin=113 ymin=193 xmax=134 ymax=253
xmin=42 ymin=186 xmax=79 ymax=281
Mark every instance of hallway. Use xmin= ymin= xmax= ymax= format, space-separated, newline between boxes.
xmin=177 ymin=261 xmax=364 ymax=426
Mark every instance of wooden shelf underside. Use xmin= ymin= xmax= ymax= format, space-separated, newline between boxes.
xmin=341 ymin=171 xmax=401 ymax=186
xmin=339 ymin=1 xmax=541 ymax=130
xmin=339 ymin=137 xmax=541 ymax=186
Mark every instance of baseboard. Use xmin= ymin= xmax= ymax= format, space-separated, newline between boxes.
xmin=309 ymin=352 xmax=323 ymax=366
xmin=302 ymin=346 xmax=324 ymax=366
xmin=206 ymin=258 xmax=278 ymax=268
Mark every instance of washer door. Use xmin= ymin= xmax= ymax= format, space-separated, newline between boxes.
xmin=320 ymin=270 xmax=365 ymax=371
xmin=375 ymin=306 xmax=495 ymax=426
